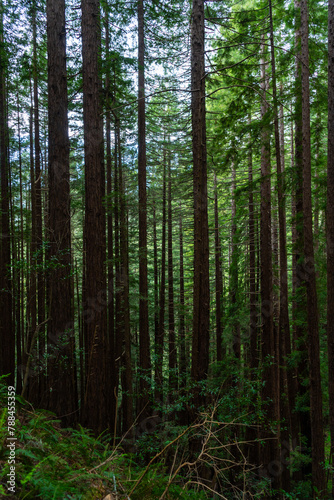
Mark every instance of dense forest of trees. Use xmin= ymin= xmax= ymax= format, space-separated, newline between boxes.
xmin=0 ymin=0 xmax=333 ymax=497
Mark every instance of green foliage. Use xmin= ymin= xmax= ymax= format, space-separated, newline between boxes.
xmin=0 ymin=382 xmax=114 ymax=498
xmin=0 ymin=378 xmax=212 ymax=500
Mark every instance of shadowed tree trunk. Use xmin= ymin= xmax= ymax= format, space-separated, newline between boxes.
xmin=104 ymin=5 xmax=117 ymax=439
xmin=137 ymin=0 xmax=151 ymax=423
xmin=214 ymin=172 xmax=223 ymax=363
xmin=155 ymin=150 xmax=166 ymax=410
xmin=190 ymin=0 xmax=210 ymax=411
xmin=0 ymin=13 xmax=14 ymax=383
xmin=292 ymin=1 xmax=311 ymax=482
xmin=327 ymin=1 xmax=334 ymax=496
xmin=179 ymin=203 xmax=186 ymax=386
xmin=167 ymin=152 xmax=176 ymax=393
xmin=244 ymin=128 xmax=259 ymax=467
xmin=268 ymin=1 xmax=291 ymax=489
xmin=300 ymin=0 xmax=326 ymax=495
xmin=81 ymin=0 xmax=107 ymax=434
xmin=115 ymin=124 xmax=133 ymax=438
xmin=259 ymin=39 xmax=280 ymax=489
xmin=230 ymin=162 xmax=240 ymax=361
xmin=46 ymin=0 xmax=77 ymax=425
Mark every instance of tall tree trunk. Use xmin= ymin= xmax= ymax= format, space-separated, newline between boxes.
xmin=230 ymin=162 xmax=240 ymax=361
xmin=259 ymin=39 xmax=279 ymax=488
xmin=81 ymin=0 xmax=107 ymax=434
xmin=0 ymin=17 xmax=13 ymax=382
xmin=179 ymin=203 xmax=186 ymax=389
xmin=190 ymin=0 xmax=210 ymax=410
xmin=155 ymin=150 xmax=166 ymax=409
xmin=16 ymin=90 xmax=24 ymax=392
xmin=31 ymin=0 xmax=45 ymax=404
xmin=117 ymin=125 xmax=133 ymax=438
xmin=46 ymin=0 xmax=77 ymax=426
xmin=153 ymin=200 xmax=159 ymax=356
xmin=245 ymin=128 xmax=259 ymax=467
xmin=300 ymin=1 xmax=326 ymax=495
xmin=137 ymin=0 xmax=151 ymax=422
xmin=327 ymin=1 xmax=334 ymax=496
xmin=167 ymin=152 xmax=176 ymax=392
xmin=104 ymin=5 xmax=117 ymax=439
xmin=293 ymin=0 xmax=311 ymax=482
xmin=26 ymin=92 xmax=38 ymax=396
xmin=268 ymin=2 xmax=291 ymax=489
xmin=214 ymin=172 xmax=223 ymax=363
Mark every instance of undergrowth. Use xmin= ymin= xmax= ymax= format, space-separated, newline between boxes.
xmin=0 ymin=377 xmax=208 ymax=499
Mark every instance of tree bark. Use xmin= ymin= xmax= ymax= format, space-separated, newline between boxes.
xmin=137 ymin=0 xmax=151 ymax=422
xmin=190 ymin=0 xmax=210 ymax=410
xmin=104 ymin=5 xmax=117 ymax=439
xmin=230 ymin=162 xmax=240 ymax=361
xmin=214 ymin=172 xmax=223 ymax=363
xmin=155 ymin=149 xmax=166 ymax=409
xmin=46 ymin=0 xmax=77 ymax=425
xmin=81 ymin=0 xmax=107 ymax=434
xmin=300 ymin=0 xmax=326 ymax=495
xmin=0 ymin=16 xmax=13 ymax=383
xmin=167 ymin=151 xmax=176 ymax=392
xmin=327 ymin=1 xmax=334 ymax=496
xmin=117 ymin=125 xmax=133 ymax=438
xmin=268 ymin=2 xmax=291 ymax=489
xmin=259 ymin=39 xmax=280 ymax=488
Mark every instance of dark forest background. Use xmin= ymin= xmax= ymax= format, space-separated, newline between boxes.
xmin=0 ymin=0 xmax=333 ymax=498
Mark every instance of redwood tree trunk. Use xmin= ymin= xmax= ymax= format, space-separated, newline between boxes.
xmin=300 ymin=0 xmax=326 ymax=495
xmin=81 ymin=0 xmax=107 ymax=434
xmin=259 ymin=40 xmax=280 ymax=487
xmin=104 ymin=6 xmax=117 ymax=439
xmin=0 ymin=20 xmax=14 ymax=383
xmin=46 ymin=0 xmax=77 ymax=425
xmin=268 ymin=1 xmax=291 ymax=489
xmin=230 ymin=162 xmax=240 ymax=360
xmin=293 ymin=0 xmax=311 ymax=481
xmin=155 ymin=150 xmax=166 ymax=408
xmin=167 ymin=152 xmax=176 ymax=392
xmin=327 ymin=1 xmax=334 ymax=496
xmin=137 ymin=0 xmax=151 ymax=422
xmin=214 ymin=172 xmax=223 ymax=363
xmin=190 ymin=0 xmax=210 ymax=409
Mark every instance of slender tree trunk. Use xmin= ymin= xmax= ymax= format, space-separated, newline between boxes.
xmin=179 ymin=204 xmax=186 ymax=390
xmin=114 ymin=126 xmax=121 ymax=413
xmin=0 ymin=26 xmax=14 ymax=382
xmin=31 ymin=0 xmax=45 ymax=403
xmin=167 ymin=152 xmax=176 ymax=392
xmin=27 ymin=86 xmax=38 ymax=401
xmin=230 ymin=162 xmax=240 ymax=360
xmin=137 ymin=0 xmax=151 ymax=422
xmin=104 ymin=6 xmax=117 ymax=439
xmin=16 ymin=91 xmax=24 ymax=392
xmin=153 ymin=200 xmax=159 ymax=354
xmin=81 ymin=0 xmax=107 ymax=434
xmin=191 ymin=0 xmax=210 ymax=410
xmin=117 ymin=125 xmax=133 ymax=437
xmin=293 ymin=1 xmax=311 ymax=481
xmin=268 ymin=3 xmax=291 ymax=489
xmin=248 ymin=134 xmax=258 ymax=375
xmin=327 ymin=1 xmax=334 ymax=496
xmin=214 ymin=173 xmax=223 ymax=363
xmin=300 ymin=1 xmax=326 ymax=495
xmin=245 ymin=129 xmax=259 ymax=467
xmin=259 ymin=39 xmax=279 ymax=489
xmin=155 ymin=150 xmax=166 ymax=409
